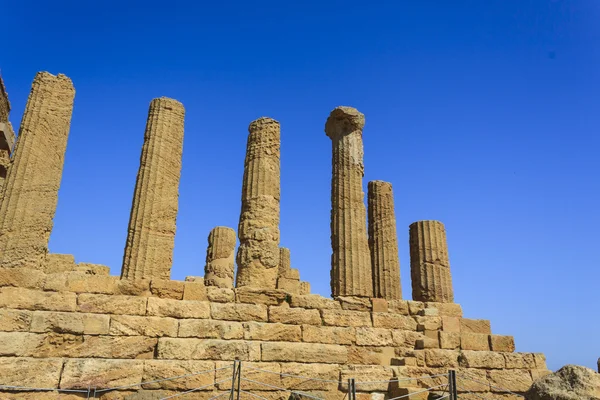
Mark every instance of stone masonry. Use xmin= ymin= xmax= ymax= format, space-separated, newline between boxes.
xmin=204 ymin=227 xmax=236 ymax=289
xmin=409 ymin=220 xmax=454 ymax=303
xmin=368 ymin=180 xmax=402 ymax=300
xmin=236 ymin=117 xmax=281 ymax=289
xmin=326 ymin=107 xmax=373 ymax=298
xmin=0 ymin=72 xmax=75 ymax=270
xmin=0 ymin=76 xmax=15 ymax=191
xmin=121 ymin=97 xmax=185 ymax=281
xmin=0 ymin=74 xmax=549 ymax=399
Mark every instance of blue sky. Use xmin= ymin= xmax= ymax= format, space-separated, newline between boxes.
xmin=3 ymin=1 xmax=599 ymax=371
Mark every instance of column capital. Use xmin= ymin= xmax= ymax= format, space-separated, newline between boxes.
xmin=325 ymin=106 xmax=365 ymax=140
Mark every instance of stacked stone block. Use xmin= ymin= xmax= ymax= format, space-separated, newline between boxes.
xmin=326 ymin=106 xmax=373 ymax=298
xmin=0 ymin=76 xmax=15 ymax=191
xmin=0 ymin=72 xmax=75 ymax=270
xmin=368 ymin=180 xmax=402 ymax=300
xmin=121 ymin=97 xmax=185 ymax=281
xmin=236 ymin=117 xmax=281 ymax=289
xmin=204 ymin=227 xmax=236 ymax=288
xmin=409 ymin=220 xmax=454 ymax=303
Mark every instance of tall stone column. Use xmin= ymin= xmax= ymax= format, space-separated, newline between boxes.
xmin=204 ymin=226 xmax=236 ymax=288
xmin=368 ymin=180 xmax=402 ymax=300
xmin=0 ymin=76 xmax=15 ymax=191
xmin=235 ymin=117 xmax=280 ymax=289
xmin=409 ymin=220 xmax=454 ymax=303
xmin=0 ymin=72 xmax=75 ymax=269
xmin=121 ymin=97 xmax=185 ymax=281
xmin=326 ymin=106 xmax=373 ymax=298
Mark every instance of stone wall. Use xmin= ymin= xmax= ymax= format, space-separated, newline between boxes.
xmin=0 ymin=262 xmax=549 ymax=399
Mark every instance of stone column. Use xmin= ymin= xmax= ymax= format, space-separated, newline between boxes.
xmin=326 ymin=106 xmax=373 ymax=298
xmin=121 ymin=97 xmax=185 ymax=280
xmin=368 ymin=180 xmax=402 ymax=300
xmin=0 ymin=76 xmax=15 ymax=191
xmin=409 ymin=220 xmax=454 ymax=303
xmin=277 ymin=247 xmax=291 ymax=278
xmin=204 ymin=226 xmax=236 ymax=288
xmin=235 ymin=117 xmax=280 ymax=289
xmin=0 ymin=72 xmax=75 ymax=269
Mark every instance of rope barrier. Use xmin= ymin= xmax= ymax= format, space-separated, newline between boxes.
xmin=354 ymin=373 xmax=450 ymax=385
xmin=160 ymin=377 xmax=232 ymax=399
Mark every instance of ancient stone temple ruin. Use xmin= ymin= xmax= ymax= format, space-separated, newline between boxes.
xmin=0 ymin=72 xmax=550 ymax=399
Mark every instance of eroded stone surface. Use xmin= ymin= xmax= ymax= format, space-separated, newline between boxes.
xmin=204 ymin=226 xmax=236 ymax=288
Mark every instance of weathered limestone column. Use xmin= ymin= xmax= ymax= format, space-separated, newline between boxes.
xmin=326 ymin=106 xmax=373 ymax=298
xmin=235 ymin=117 xmax=280 ymax=289
xmin=277 ymin=247 xmax=291 ymax=277
xmin=409 ymin=220 xmax=454 ymax=303
xmin=0 ymin=76 xmax=15 ymax=190
xmin=204 ymin=226 xmax=236 ymax=288
xmin=121 ymin=97 xmax=185 ymax=280
xmin=368 ymin=180 xmax=402 ymax=300
xmin=0 ymin=72 xmax=75 ymax=269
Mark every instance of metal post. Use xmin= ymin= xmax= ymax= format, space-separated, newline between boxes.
xmin=350 ymin=378 xmax=356 ymax=400
xmin=229 ymin=360 xmax=238 ymax=400
xmin=448 ymin=370 xmax=458 ymax=400
xmin=236 ymin=361 xmax=242 ymax=400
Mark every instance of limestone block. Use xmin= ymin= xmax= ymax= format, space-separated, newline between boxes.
xmin=277 ymin=277 xmax=301 ymax=294
xmin=388 ymin=388 xmax=428 ymax=400
xmin=269 ymin=306 xmax=321 ymax=325
xmin=439 ymin=332 xmax=461 ymax=350
xmin=60 ymin=359 xmax=144 ymax=389
xmin=142 ymin=360 xmax=215 ymax=390
xmin=371 ymin=298 xmax=388 ymax=313
xmin=157 ymin=338 xmax=260 ymax=361
xmin=455 ymin=368 xmax=490 ymax=392
xmin=355 ymin=327 xmax=393 ymax=346
xmin=415 ymin=316 xmax=442 ymax=331
xmin=204 ymin=226 xmax=236 ymax=288
xmin=418 ymin=308 xmax=438 ymax=316
xmin=74 ymin=263 xmax=110 ymax=275
xmin=236 ymin=117 xmax=281 ymax=289
xmin=488 ymin=369 xmax=533 ymax=392
xmin=424 ymin=349 xmax=459 ymax=368
xmin=210 ymin=302 xmax=268 ymax=322
xmin=461 ymin=333 xmax=491 ymax=351
xmin=277 ymin=247 xmax=292 ymax=277
xmin=261 ymin=341 xmax=347 ymax=363
xmin=388 ymin=300 xmax=409 ymax=315
xmin=459 ymin=350 xmax=506 ymax=369
xmin=426 ymin=302 xmax=463 ymax=317
xmin=290 ymin=294 xmax=341 ymax=309
xmin=32 ymin=333 xmax=157 ymax=359
xmin=0 ymin=309 xmax=32 ymax=331
xmin=409 ymin=221 xmax=454 ymax=303
xmin=45 ymin=273 xmax=118 ymax=294
xmin=0 ymin=332 xmax=44 ymax=356
xmin=110 ymin=315 xmax=178 ymax=337
xmin=322 ymin=309 xmax=372 ymax=327
xmin=78 ymin=293 xmax=146 ymax=315
xmin=368 ymin=180 xmax=402 ymax=301
xmin=236 ymin=287 xmax=288 ymax=305
xmin=183 ymin=281 xmax=208 ymax=301
xmin=529 ymin=368 xmax=552 ymax=381
xmin=146 ymin=297 xmax=210 ymax=319
xmin=391 ymin=366 xmax=448 ymax=389
xmin=302 ymin=325 xmax=355 ymax=345
xmin=504 ymin=353 xmax=536 ymax=369
xmin=150 ymin=280 xmax=185 ymax=300
xmin=415 ymin=337 xmax=439 ymax=349
xmin=391 ymin=331 xmax=426 ymax=348
xmin=338 ymin=296 xmax=372 ymax=311
xmin=216 ymin=361 xmax=282 ymax=391
xmin=441 ymin=316 xmax=461 ymax=332
xmin=30 ymin=311 xmax=109 ymax=335
xmin=489 ymin=335 xmax=515 ymax=352
xmin=340 ymin=365 xmax=393 ymax=392
xmin=0 ymin=357 xmax=63 ymax=388
xmin=407 ymin=301 xmax=425 ymax=315
xmin=460 ymin=318 xmax=491 ymax=334
xmin=533 ymin=353 xmax=548 ymax=369
xmin=44 ymin=254 xmax=76 ymax=274
xmin=244 ymin=321 xmax=302 ymax=341
xmin=299 ymin=281 xmax=311 ymax=295
xmin=283 ymin=268 xmax=300 ymax=281
xmin=371 ymin=313 xmax=414 ymax=330
xmin=121 ymin=97 xmax=185 ymax=281
xmin=0 ymin=287 xmax=77 ymax=311
xmin=0 ymin=267 xmax=46 ymax=288
xmin=116 ymin=279 xmax=151 ymax=296
xmin=178 ymin=319 xmax=243 ymax=339
xmin=206 ymin=287 xmax=235 ymax=303
xmin=326 ymin=107 xmax=372 ymax=298
xmin=281 ymin=362 xmax=340 ymax=391
xmin=348 ymin=346 xmax=392 ymax=365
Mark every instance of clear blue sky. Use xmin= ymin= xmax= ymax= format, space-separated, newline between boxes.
xmin=3 ymin=1 xmax=599 ymax=372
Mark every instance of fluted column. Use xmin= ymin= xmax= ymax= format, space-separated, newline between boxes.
xmin=368 ymin=180 xmax=402 ymax=300
xmin=409 ymin=220 xmax=454 ymax=303
xmin=326 ymin=106 xmax=373 ymax=298
xmin=0 ymin=76 xmax=15 ymax=191
xmin=235 ymin=117 xmax=280 ymax=289
xmin=204 ymin=227 xmax=236 ymax=288
xmin=121 ymin=97 xmax=185 ymax=280
xmin=0 ymin=72 xmax=75 ymax=269
xmin=278 ymin=247 xmax=291 ymax=278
